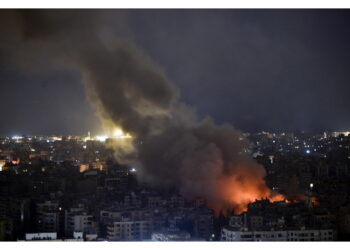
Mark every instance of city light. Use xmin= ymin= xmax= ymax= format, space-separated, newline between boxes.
xmin=0 ymin=160 xmax=5 ymax=171
xmin=0 ymin=130 xmax=347 ymax=241
xmin=96 ymin=135 xmax=108 ymax=142
xmin=93 ymin=128 xmax=132 ymax=142
xmin=113 ymin=128 xmax=132 ymax=139
xmin=114 ymin=128 xmax=123 ymax=137
xmin=1 ymin=8 xmax=350 ymax=242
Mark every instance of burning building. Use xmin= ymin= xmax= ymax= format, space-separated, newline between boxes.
xmin=0 ymin=10 xmax=284 ymax=215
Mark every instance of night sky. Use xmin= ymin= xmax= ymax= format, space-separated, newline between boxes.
xmin=1 ymin=9 xmax=350 ymax=135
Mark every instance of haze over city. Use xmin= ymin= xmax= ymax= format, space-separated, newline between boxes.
xmin=1 ymin=9 xmax=350 ymax=243
xmin=1 ymin=10 xmax=350 ymax=135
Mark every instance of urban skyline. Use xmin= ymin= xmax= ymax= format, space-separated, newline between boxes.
xmin=1 ymin=8 xmax=350 ymax=243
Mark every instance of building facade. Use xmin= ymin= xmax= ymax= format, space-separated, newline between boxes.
xmin=221 ymin=227 xmax=336 ymax=241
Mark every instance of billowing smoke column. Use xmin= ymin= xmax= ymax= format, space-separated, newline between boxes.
xmin=0 ymin=10 xmax=283 ymax=214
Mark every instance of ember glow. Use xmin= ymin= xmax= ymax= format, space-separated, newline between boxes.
xmin=311 ymin=196 xmax=320 ymax=206
xmin=284 ymin=194 xmax=320 ymax=206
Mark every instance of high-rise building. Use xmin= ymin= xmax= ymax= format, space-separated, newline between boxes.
xmin=36 ymin=201 xmax=60 ymax=233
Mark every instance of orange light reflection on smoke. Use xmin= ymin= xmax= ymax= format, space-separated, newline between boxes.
xmin=215 ymin=172 xmax=285 ymax=215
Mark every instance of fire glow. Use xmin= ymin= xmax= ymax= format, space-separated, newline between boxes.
xmin=211 ymin=168 xmax=285 ymax=215
xmin=210 ymin=169 xmax=320 ymax=215
xmin=284 ymin=194 xmax=320 ymax=206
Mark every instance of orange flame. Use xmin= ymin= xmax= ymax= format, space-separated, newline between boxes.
xmin=311 ymin=196 xmax=320 ymax=206
xmin=208 ymin=164 xmax=285 ymax=215
xmin=278 ymin=195 xmax=320 ymax=206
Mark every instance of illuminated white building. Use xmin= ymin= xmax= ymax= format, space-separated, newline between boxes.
xmin=221 ymin=227 xmax=335 ymax=241
xmin=106 ymin=218 xmax=152 ymax=241
xmin=151 ymin=231 xmax=191 ymax=241
xmin=25 ymin=232 xmax=57 ymax=241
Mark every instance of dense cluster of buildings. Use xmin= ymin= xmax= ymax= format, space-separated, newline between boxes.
xmin=1 ymin=131 xmax=350 ymax=241
xmin=0 ymin=134 xmax=214 ymax=241
xmin=221 ymin=199 xmax=336 ymax=241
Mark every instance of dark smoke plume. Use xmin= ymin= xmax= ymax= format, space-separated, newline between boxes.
xmin=0 ymin=10 xmax=283 ymax=214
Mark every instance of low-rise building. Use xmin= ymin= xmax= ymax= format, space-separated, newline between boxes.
xmin=221 ymin=227 xmax=336 ymax=241
xmin=151 ymin=231 xmax=191 ymax=241
xmin=66 ymin=213 xmax=96 ymax=237
xmin=25 ymin=232 xmax=57 ymax=241
xmin=106 ymin=217 xmax=152 ymax=241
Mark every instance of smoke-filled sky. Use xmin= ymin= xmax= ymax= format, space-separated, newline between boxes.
xmin=1 ymin=9 xmax=350 ymax=135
